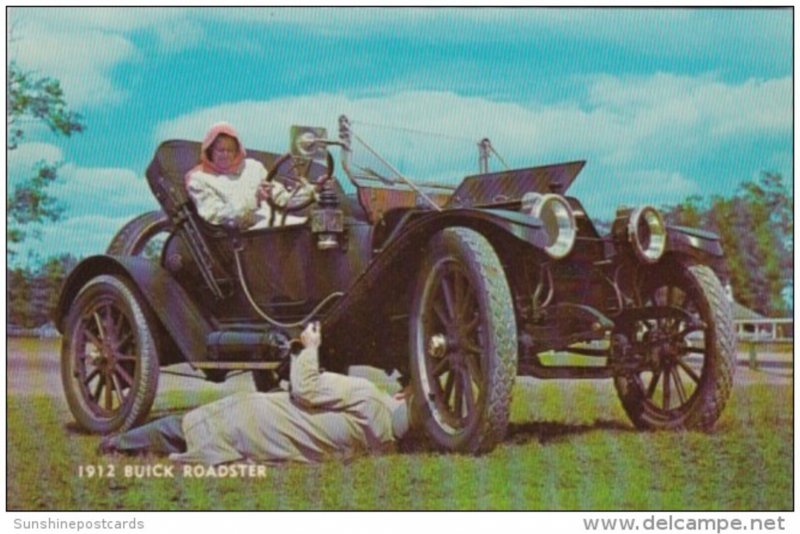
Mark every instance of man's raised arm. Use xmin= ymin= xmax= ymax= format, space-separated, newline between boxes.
xmin=289 ymin=322 xmax=372 ymax=410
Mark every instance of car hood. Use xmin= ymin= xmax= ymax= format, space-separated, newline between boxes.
xmin=445 ymin=160 xmax=586 ymax=209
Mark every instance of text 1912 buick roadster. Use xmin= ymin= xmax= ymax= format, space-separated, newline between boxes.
xmin=55 ymin=116 xmax=735 ymax=453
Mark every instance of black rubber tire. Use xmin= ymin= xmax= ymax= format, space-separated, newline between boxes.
xmin=106 ymin=210 xmax=171 ymax=257
xmin=252 ymin=370 xmax=280 ymax=392
xmin=409 ymin=228 xmax=518 ymax=453
xmin=614 ymin=260 xmax=736 ymax=430
xmin=61 ymin=275 xmax=160 ymax=434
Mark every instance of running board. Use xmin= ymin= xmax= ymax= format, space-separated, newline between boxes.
xmin=192 ymin=361 xmax=282 ymax=370
xmin=518 ymin=362 xmax=615 ymax=379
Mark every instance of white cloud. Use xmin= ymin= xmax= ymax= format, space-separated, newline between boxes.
xmin=151 ymin=17 xmax=205 ymax=52
xmin=702 ymin=78 xmax=792 ymax=137
xmin=15 ymin=214 xmax=141 ymax=262
xmin=53 ymin=164 xmax=158 ymax=215
xmin=155 ymin=92 xmax=532 ymax=185
xmin=619 ymin=169 xmax=699 ymax=202
xmin=10 ymin=7 xmax=183 ymax=32
xmin=152 ymin=71 xmax=789 ymax=222
xmin=12 ymin=7 xmax=770 ymax=52
xmin=17 ymin=6 xmax=781 ymax=55
xmin=156 ymin=71 xmax=790 ymax=174
xmin=8 ymin=8 xmax=202 ymax=108
xmin=7 ymin=7 xmax=790 ymax=111
xmin=7 ymin=146 xmax=159 ymax=261
xmin=10 ymin=23 xmax=139 ymax=107
xmin=7 ymin=75 xmax=790 ymax=262
xmin=210 ymin=7 xmax=789 ymax=55
xmin=569 ymin=168 xmax=701 ymax=221
xmin=589 ymin=73 xmax=791 ymax=139
xmin=7 ymin=142 xmax=154 ymax=216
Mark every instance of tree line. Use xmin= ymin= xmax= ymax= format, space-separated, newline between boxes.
xmin=661 ymin=171 xmax=792 ymax=317
xmin=7 ymin=255 xmax=80 ymax=328
xmin=7 ymin=57 xmax=85 ymax=330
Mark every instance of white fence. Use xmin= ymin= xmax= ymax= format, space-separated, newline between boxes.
xmin=735 ymin=318 xmax=793 ymax=370
xmin=735 ymin=318 xmax=793 ymax=342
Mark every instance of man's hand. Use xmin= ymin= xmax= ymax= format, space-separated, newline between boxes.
xmin=300 ymin=321 xmax=322 ymax=349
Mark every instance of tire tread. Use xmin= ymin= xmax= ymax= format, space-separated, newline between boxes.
xmin=413 ymin=228 xmax=517 ymax=454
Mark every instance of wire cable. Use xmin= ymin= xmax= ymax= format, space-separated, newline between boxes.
xmin=234 ymin=248 xmax=343 ymax=329
xmin=350 ymin=130 xmax=443 ymax=211
xmin=351 ymin=120 xmax=476 ymax=144
xmin=488 ymin=143 xmax=511 ymax=170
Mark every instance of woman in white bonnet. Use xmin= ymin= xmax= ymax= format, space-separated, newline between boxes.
xmin=185 ymin=122 xmax=304 ymax=229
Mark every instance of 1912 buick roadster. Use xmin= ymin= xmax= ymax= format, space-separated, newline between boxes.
xmin=55 ymin=116 xmax=735 ymax=453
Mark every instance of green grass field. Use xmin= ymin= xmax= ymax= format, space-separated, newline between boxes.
xmin=7 ymin=341 xmax=792 ymax=511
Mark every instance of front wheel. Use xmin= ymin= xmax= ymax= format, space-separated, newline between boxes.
xmin=614 ymin=260 xmax=736 ymax=430
xmin=410 ymin=228 xmax=518 ymax=453
xmin=61 ymin=275 xmax=160 ymax=434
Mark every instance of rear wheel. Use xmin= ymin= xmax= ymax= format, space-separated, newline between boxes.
xmin=106 ymin=210 xmax=171 ymax=258
xmin=410 ymin=228 xmax=517 ymax=453
xmin=61 ymin=275 xmax=160 ymax=434
xmin=614 ymin=260 xmax=735 ymax=430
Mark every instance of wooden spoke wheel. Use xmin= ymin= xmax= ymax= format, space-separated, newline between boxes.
xmin=61 ymin=275 xmax=159 ymax=434
xmin=410 ymin=228 xmax=517 ymax=453
xmin=614 ymin=260 xmax=735 ymax=430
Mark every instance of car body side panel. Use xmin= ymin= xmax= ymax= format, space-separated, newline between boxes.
xmin=55 ymin=255 xmax=211 ymax=365
xmin=162 ymin=219 xmax=373 ymax=323
xmin=231 ymin=220 xmax=373 ymax=317
xmin=322 ymin=208 xmax=551 ymax=329
xmin=374 ymin=207 xmax=549 ymax=253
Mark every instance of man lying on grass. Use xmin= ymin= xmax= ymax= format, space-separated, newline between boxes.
xmin=100 ymin=322 xmax=415 ymax=464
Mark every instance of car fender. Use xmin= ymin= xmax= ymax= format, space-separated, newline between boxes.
xmin=666 ymin=225 xmax=724 ymax=260
xmin=55 ymin=255 xmax=211 ymax=365
xmin=375 ymin=207 xmax=551 ymax=252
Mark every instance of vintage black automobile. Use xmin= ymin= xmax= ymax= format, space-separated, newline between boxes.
xmin=55 ymin=116 xmax=735 ymax=453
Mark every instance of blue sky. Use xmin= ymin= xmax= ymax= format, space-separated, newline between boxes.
xmin=6 ymin=7 xmax=793 ymax=264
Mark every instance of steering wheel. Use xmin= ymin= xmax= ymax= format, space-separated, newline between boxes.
xmin=263 ymin=152 xmax=334 ymax=220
